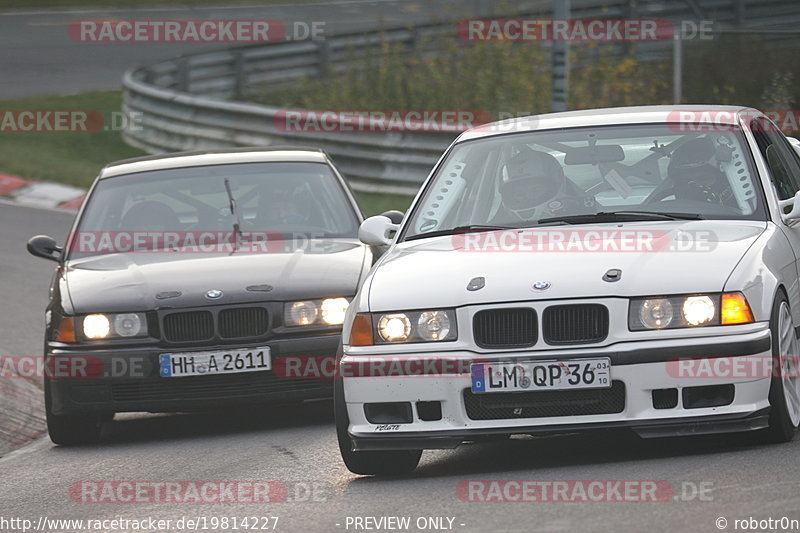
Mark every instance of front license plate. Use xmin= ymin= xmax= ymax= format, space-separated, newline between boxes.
xmin=159 ymin=347 xmax=271 ymax=378
xmin=471 ymin=358 xmax=611 ymax=393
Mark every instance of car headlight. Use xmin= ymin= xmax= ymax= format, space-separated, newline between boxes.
xmin=629 ymin=292 xmax=753 ymax=331
xmin=377 ymin=313 xmax=412 ymax=342
xmin=349 ymin=309 xmax=458 ymax=345
xmin=284 ymin=298 xmax=350 ymax=327
xmin=81 ymin=312 xmax=148 ymax=339
xmin=320 ymin=297 xmax=350 ymax=325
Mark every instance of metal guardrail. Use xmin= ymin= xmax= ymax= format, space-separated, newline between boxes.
xmin=122 ymin=0 xmax=800 ymax=194
xmin=122 ymin=23 xmax=464 ymax=194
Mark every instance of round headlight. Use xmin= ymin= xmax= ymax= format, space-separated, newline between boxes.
xmin=683 ymin=296 xmax=715 ymax=326
xmin=287 ymin=301 xmax=319 ymax=326
xmin=417 ymin=311 xmax=451 ymax=341
xmin=114 ymin=313 xmax=143 ymax=337
xmin=377 ymin=314 xmax=411 ymax=342
xmin=321 ymin=298 xmax=349 ymax=325
xmin=83 ymin=314 xmax=110 ymax=339
xmin=639 ymin=299 xmax=673 ymax=329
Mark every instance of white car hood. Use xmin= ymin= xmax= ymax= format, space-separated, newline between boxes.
xmin=367 ymin=220 xmax=767 ymax=311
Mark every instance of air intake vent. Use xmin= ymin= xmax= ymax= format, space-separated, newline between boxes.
xmin=473 ymin=308 xmax=537 ymax=348
xmin=219 ymin=307 xmax=268 ymax=338
xmin=542 ymin=304 xmax=609 ymax=345
xmin=163 ymin=311 xmax=214 ymax=342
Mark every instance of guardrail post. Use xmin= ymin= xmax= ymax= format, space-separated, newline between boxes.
xmin=318 ymin=40 xmax=331 ymax=76
xmin=232 ymin=51 xmax=246 ymax=99
xmin=177 ymin=58 xmax=190 ymax=92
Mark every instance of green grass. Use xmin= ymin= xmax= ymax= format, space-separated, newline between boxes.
xmin=354 ymin=191 xmax=414 ymax=217
xmin=0 ymin=90 xmax=413 ymax=215
xmin=0 ymin=91 xmax=144 ymax=188
xmin=0 ymin=0 xmax=323 ymax=8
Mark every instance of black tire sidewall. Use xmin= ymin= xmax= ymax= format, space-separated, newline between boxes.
xmin=767 ymin=291 xmax=798 ymax=441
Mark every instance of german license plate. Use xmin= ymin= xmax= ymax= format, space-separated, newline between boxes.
xmin=159 ymin=347 xmax=271 ymax=378
xmin=471 ymin=358 xmax=610 ymax=393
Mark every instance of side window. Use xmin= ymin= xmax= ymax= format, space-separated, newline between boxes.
xmin=752 ymin=117 xmax=800 ymax=200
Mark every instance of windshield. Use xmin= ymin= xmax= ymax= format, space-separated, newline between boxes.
xmin=403 ymin=124 xmax=766 ymax=240
xmin=71 ymin=161 xmax=359 ymax=258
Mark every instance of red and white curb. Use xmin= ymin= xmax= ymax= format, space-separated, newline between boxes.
xmin=0 ymin=173 xmax=86 ymax=211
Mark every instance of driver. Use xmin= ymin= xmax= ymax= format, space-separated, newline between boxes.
xmin=491 ymin=148 xmax=594 ymax=224
xmin=255 ymin=186 xmax=309 ymax=226
xmin=668 ymin=137 xmax=733 ymax=205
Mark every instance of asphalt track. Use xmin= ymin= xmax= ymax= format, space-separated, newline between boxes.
xmin=1 ymin=197 xmax=799 ymax=533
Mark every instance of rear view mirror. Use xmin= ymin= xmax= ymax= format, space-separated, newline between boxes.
xmin=27 ymin=235 xmax=63 ymax=262
xmin=564 ymin=145 xmax=625 ymax=165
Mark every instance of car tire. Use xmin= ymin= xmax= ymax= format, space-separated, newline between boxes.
xmin=763 ymin=292 xmax=800 ymax=443
xmin=334 ymin=359 xmax=421 ymax=475
xmin=45 ymin=381 xmax=103 ymax=446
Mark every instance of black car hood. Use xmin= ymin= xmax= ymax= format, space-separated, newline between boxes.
xmin=63 ymin=239 xmax=367 ymax=313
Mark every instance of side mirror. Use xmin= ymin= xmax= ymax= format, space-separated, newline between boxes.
xmin=27 ymin=235 xmax=63 ymax=262
xmin=359 ymin=216 xmax=399 ymax=246
xmin=380 ymin=210 xmax=404 ymax=225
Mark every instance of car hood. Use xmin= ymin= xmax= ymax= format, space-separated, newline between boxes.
xmin=64 ymin=239 xmax=367 ymax=313
xmin=367 ymin=220 xmax=767 ymax=311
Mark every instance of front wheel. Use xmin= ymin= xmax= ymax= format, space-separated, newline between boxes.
xmin=334 ymin=373 xmax=421 ymax=475
xmin=763 ymin=293 xmax=800 ymax=443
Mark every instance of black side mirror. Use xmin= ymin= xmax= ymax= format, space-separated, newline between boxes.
xmin=27 ymin=235 xmax=63 ymax=262
xmin=380 ymin=210 xmax=404 ymax=225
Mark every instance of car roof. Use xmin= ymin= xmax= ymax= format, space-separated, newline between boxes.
xmin=99 ymin=146 xmax=329 ymax=178
xmin=457 ymin=105 xmax=761 ymax=142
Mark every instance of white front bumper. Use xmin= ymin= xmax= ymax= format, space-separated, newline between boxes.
xmin=341 ymin=327 xmax=773 ymax=445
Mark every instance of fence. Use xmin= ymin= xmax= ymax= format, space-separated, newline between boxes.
xmin=121 ymin=0 xmax=800 ymax=194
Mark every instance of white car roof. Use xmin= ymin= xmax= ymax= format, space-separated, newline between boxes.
xmin=100 ymin=147 xmax=328 ymax=179
xmin=456 ymin=105 xmax=760 ymax=142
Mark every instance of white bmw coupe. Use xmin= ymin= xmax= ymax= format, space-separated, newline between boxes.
xmin=336 ymin=106 xmax=800 ymax=475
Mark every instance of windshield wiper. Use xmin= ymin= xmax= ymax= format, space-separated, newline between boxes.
xmin=405 ymin=224 xmax=519 ymax=241
xmin=538 ymin=210 xmax=705 ymax=225
xmin=223 ymin=178 xmax=242 ymax=251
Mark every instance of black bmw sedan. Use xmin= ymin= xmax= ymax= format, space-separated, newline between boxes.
xmin=27 ymin=147 xmax=380 ymax=445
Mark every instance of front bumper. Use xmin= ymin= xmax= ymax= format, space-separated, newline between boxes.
xmin=47 ymin=334 xmax=339 ymax=416
xmin=341 ymin=327 xmax=774 ymax=450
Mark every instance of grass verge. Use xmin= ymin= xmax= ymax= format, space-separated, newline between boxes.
xmin=0 ymin=91 xmax=413 ymax=216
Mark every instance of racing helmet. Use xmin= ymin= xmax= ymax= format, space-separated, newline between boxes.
xmin=499 ymin=148 xmax=567 ymax=220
